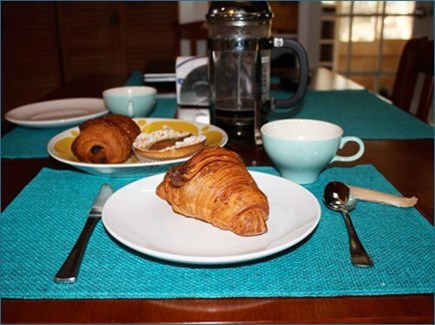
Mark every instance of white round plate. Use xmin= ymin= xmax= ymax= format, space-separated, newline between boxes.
xmin=47 ymin=118 xmax=228 ymax=177
xmin=102 ymin=171 xmax=321 ymax=265
xmin=5 ymin=98 xmax=108 ymax=128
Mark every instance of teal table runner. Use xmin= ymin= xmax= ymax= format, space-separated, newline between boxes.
xmin=125 ymin=69 xmax=145 ymax=86
xmin=270 ymin=89 xmax=434 ymax=139
xmin=1 ymin=165 xmax=433 ymax=299
xmin=2 ymin=89 xmax=433 ymax=159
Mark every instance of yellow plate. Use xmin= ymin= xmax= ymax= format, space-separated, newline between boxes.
xmin=47 ymin=118 xmax=228 ymax=177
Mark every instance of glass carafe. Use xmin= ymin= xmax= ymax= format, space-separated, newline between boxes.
xmin=206 ymin=1 xmax=309 ymax=144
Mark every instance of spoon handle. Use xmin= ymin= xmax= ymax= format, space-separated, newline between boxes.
xmin=341 ymin=210 xmax=374 ymax=267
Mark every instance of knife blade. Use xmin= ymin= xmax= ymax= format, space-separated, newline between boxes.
xmin=54 ymin=184 xmax=114 ymax=284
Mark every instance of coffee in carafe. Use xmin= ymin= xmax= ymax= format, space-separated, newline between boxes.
xmin=206 ymin=1 xmax=309 ymax=144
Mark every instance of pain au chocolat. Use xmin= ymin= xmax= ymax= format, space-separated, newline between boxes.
xmin=71 ymin=114 xmax=140 ymax=164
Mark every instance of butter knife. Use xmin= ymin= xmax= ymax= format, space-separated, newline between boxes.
xmin=54 ymin=184 xmax=114 ymax=284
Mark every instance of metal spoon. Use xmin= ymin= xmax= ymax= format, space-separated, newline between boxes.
xmin=323 ymin=181 xmax=374 ymax=267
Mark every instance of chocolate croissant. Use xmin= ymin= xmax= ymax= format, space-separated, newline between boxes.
xmin=156 ymin=147 xmax=269 ymax=236
xmin=72 ymin=114 xmax=140 ymax=163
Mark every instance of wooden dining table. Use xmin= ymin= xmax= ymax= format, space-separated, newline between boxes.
xmin=1 ymin=68 xmax=433 ymax=324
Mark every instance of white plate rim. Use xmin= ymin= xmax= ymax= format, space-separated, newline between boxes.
xmin=5 ymin=98 xmax=108 ymax=128
xmin=102 ymin=171 xmax=321 ymax=265
xmin=47 ymin=118 xmax=229 ymax=169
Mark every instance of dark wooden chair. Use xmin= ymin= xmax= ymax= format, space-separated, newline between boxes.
xmin=390 ymin=37 xmax=434 ymax=122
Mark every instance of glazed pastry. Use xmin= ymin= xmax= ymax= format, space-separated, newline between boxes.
xmin=133 ymin=126 xmax=206 ymax=162
xmin=156 ymin=147 xmax=269 ymax=236
xmin=72 ymin=114 xmax=140 ymax=164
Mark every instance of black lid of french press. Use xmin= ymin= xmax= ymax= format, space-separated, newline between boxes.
xmin=206 ymin=1 xmax=273 ymax=21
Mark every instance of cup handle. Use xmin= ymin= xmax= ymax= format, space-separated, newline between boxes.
xmin=331 ymin=136 xmax=365 ymax=163
xmin=127 ymin=99 xmax=134 ymax=117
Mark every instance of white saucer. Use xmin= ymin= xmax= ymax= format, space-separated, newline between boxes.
xmin=5 ymin=98 xmax=108 ymax=128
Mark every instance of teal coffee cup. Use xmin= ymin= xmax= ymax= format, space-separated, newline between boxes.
xmin=261 ymin=119 xmax=365 ymax=184
xmin=103 ymin=86 xmax=156 ymax=118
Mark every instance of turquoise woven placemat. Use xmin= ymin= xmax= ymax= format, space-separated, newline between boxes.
xmin=269 ymin=89 xmax=434 ymax=139
xmin=1 ymin=165 xmax=433 ymax=299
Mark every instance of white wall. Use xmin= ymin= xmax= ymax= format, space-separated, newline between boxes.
xmin=297 ymin=2 xmax=321 ymax=69
xmin=178 ymin=1 xmax=209 ymax=24
xmin=178 ymin=1 xmax=209 ymax=56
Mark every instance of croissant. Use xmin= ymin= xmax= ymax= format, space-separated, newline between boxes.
xmin=156 ymin=147 xmax=269 ymax=236
xmin=72 ymin=114 xmax=140 ymax=164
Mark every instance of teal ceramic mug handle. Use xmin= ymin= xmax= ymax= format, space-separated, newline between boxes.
xmin=126 ymin=99 xmax=135 ymax=117
xmin=331 ymin=136 xmax=365 ymax=163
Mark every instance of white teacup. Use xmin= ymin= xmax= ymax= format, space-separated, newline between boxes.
xmin=261 ymin=119 xmax=365 ymax=184
xmin=103 ymin=86 xmax=156 ymax=118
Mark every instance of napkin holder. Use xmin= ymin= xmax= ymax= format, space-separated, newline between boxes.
xmin=176 ymin=56 xmax=209 ymax=108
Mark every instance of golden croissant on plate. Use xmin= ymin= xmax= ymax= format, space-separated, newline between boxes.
xmin=156 ymin=147 xmax=269 ymax=236
xmin=71 ymin=114 xmax=140 ymax=164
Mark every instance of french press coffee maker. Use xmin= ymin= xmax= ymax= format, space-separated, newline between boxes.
xmin=206 ymin=1 xmax=309 ymax=144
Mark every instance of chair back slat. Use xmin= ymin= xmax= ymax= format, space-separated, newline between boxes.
xmin=416 ymin=75 xmax=434 ymax=121
xmin=391 ymin=37 xmax=434 ymax=123
xmin=178 ymin=21 xmax=207 ymax=56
